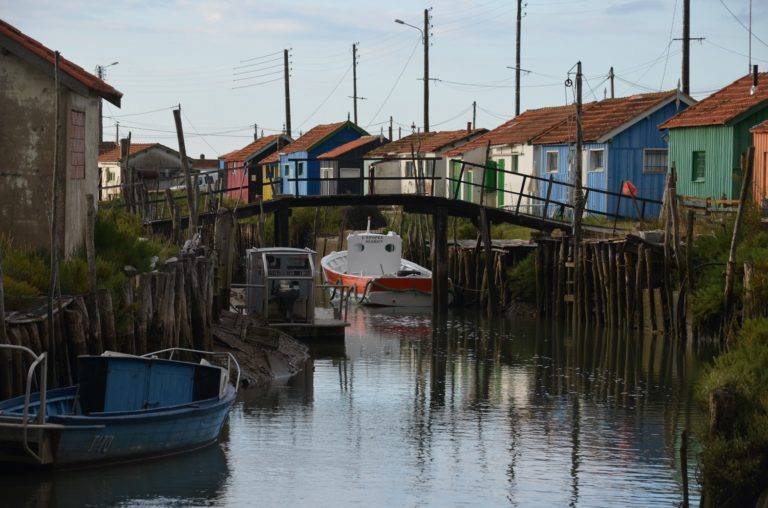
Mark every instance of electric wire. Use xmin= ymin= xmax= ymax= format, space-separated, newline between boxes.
xmin=367 ymin=36 xmax=421 ymax=127
xmin=298 ymin=63 xmax=353 ymax=130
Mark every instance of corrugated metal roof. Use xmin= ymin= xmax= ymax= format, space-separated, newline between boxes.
xmin=317 ymin=136 xmax=384 ymax=159
xmin=445 ymin=105 xmax=574 ymax=156
xmin=533 ymin=91 xmax=678 ymax=144
xmin=221 ymin=134 xmax=290 ymax=163
xmin=0 ymin=19 xmax=122 ymax=106
xmin=365 ymin=129 xmax=487 ymax=157
xmin=660 ymin=73 xmax=768 ymax=129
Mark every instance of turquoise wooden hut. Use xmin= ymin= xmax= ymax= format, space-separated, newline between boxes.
xmin=659 ymin=71 xmax=768 ymax=200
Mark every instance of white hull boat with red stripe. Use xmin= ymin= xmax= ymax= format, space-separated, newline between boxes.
xmin=320 ymin=222 xmax=450 ymax=307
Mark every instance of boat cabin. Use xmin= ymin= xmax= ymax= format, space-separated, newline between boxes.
xmin=245 ymin=247 xmax=316 ymax=324
xmin=346 ymin=230 xmax=403 ymax=276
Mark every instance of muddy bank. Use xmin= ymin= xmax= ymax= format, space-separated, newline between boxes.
xmin=212 ymin=311 xmax=309 ymax=387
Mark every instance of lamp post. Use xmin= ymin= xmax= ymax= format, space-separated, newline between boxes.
xmin=395 ymin=10 xmax=429 ymax=133
xmin=95 ymin=61 xmax=118 ymax=143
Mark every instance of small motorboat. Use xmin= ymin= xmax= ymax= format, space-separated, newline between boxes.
xmin=0 ymin=345 xmax=239 ymax=468
xmin=320 ymin=222 xmax=450 ymax=307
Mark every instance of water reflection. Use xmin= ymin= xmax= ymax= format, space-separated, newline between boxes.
xmin=1 ymin=443 xmax=229 ymax=508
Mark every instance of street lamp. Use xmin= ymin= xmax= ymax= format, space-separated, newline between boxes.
xmin=95 ymin=61 xmax=118 ymax=143
xmin=395 ymin=11 xmax=429 ymax=133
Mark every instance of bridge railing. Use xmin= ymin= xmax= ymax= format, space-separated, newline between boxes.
xmin=446 ymin=159 xmax=663 ymax=225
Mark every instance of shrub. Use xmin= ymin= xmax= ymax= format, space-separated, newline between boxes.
xmin=696 ymin=318 xmax=768 ymax=507
xmin=507 ymin=252 xmax=536 ymax=303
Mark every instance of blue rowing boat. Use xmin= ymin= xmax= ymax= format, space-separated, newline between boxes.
xmin=0 ymin=346 xmax=239 ymax=468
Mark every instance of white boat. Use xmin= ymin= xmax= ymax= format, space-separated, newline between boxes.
xmin=320 ymin=223 xmax=449 ymax=307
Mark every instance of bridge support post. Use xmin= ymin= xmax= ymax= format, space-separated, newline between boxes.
xmin=432 ymin=208 xmax=449 ymax=316
xmin=274 ymin=203 xmax=291 ymax=246
xmin=479 ymin=207 xmax=498 ymax=317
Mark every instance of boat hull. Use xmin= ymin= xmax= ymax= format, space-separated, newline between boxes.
xmin=0 ymin=386 xmax=235 ymax=468
xmin=324 ymin=268 xmax=434 ymax=306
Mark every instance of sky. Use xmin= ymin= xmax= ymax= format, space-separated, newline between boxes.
xmin=2 ymin=0 xmax=767 ymax=158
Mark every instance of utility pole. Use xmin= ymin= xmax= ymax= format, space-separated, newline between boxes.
xmin=254 ymin=123 xmax=258 ymax=141
xmin=389 ymin=116 xmax=393 ymax=140
xmin=424 ymin=8 xmax=430 ymax=133
xmin=284 ymin=49 xmax=292 ymax=138
xmin=609 ymin=66 xmax=615 ymax=98
xmin=115 ymin=121 xmax=119 ymax=145
xmin=515 ymin=0 xmax=522 ymax=116
xmin=173 ymin=107 xmax=198 ymax=236
xmin=573 ymin=61 xmax=585 ymax=329
xmin=472 ymin=101 xmax=477 ymax=129
xmin=682 ymin=0 xmax=690 ymax=94
xmin=353 ymin=43 xmax=358 ymax=124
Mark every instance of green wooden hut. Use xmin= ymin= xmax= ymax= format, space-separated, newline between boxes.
xmin=659 ymin=71 xmax=768 ymax=199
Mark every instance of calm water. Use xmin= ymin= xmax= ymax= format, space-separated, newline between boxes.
xmin=4 ymin=307 xmax=712 ymax=507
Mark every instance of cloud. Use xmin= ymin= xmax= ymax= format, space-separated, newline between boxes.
xmin=605 ymin=0 xmax=665 ymax=16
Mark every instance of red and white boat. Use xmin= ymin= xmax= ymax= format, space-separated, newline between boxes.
xmin=320 ymin=224 xmax=448 ymax=307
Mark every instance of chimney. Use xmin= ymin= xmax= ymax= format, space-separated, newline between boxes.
xmin=467 ymin=121 xmax=472 ymax=132
xmin=751 ymin=65 xmax=759 ymax=95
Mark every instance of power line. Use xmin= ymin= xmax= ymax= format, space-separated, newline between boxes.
xmin=232 ymin=77 xmax=283 ymax=90
xmin=181 ymin=108 xmax=219 ymax=156
xmin=431 ymin=104 xmax=473 ymax=127
xmin=368 ymin=36 xmax=421 ymax=127
xmin=298 ymin=63 xmax=353 ymax=130
xmin=238 ymin=51 xmax=284 ymax=64
xmin=104 ymin=106 xmax=176 ymax=118
xmin=233 ymin=57 xmax=284 ymax=72
xmin=233 ymin=69 xmax=283 ymax=82
xmin=718 ymin=0 xmax=768 ymax=48
xmin=660 ymin=0 xmax=679 ymax=90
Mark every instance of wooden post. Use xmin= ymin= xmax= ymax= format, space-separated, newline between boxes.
xmin=274 ymin=203 xmax=290 ymax=247
xmin=724 ymin=147 xmax=755 ymax=334
xmin=214 ymin=208 xmax=235 ymax=313
xmin=0 ymin=246 xmax=9 ymax=399
xmin=681 ymin=429 xmax=689 ymax=508
xmin=432 ymin=208 xmax=449 ymax=316
xmin=165 ymin=188 xmax=180 ymax=244
xmin=479 ymin=208 xmax=497 ymax=317
xmin=173 ymin=108 xmax=198 ymax=237
xmin=744 ymin=261 xmax=755 ymax=321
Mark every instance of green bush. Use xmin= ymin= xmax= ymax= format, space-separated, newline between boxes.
xmin=696 ymin=318 xmax=768 ymax=507
xmin=507 ymin=253 xmax=536 ymax=303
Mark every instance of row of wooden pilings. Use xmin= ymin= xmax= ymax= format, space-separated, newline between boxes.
xmin=0 ymin=255 xmax=214 ymax=399
xmin=534 ymin=235 xmax=679 ymax=334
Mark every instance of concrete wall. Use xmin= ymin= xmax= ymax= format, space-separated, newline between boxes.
xmin=0 ymin=48 xmax=99 ymax=255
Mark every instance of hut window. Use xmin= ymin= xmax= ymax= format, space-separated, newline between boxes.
xmin=643 ymin=149 xmax=668 ymax=174
xmin=69 ymin=110 xmax=86 ymax=179
xmin=405 ymin=161 xmax=415 ymax=177
xmin=510 ymin=155 xmax=519 ymax=173
xmin=588 ymin=149 xmax=604 ymax=172
xmin=692 ymin=151 xmax=706 ymax=182
xmin=284 ymin=164 xmax=289 ymax=176
xmin=298 ymin=162 xmax=304 ymax=176
xmin=546 ymin=151 xmax=558 ymax=173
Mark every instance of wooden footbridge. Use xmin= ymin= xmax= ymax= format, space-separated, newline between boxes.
xmin=116 ymin=159 xmax=663 ymax=316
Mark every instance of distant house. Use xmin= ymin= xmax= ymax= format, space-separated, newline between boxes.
xmin=444 ymin=106 xmax=572 ymax=209
xmin=98 ymin=143 xmax=191 ymax=200
xmin=660 ymin=71 xmax=768 ymax=201
xmin=258 ymin=148 xmax=287 ymax=201
xmin=0 ymin=19 xmax=122 ymax=255
xmin=363 ymin=128 xmax=487 ymax=197
xmin=752 ymin=119 xmax=768 ymax=209
xmin=220 ymin=134 xmax=292 ymax=203
xmin=277 ymin=121 xmax=368 ymax=196
xmin=317 ymin=136 xmax=388 ymax=195
xmin=532 ymin=90 xmax=694 ymax=218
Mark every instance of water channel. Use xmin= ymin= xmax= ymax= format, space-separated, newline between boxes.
xmin=4 ymin=306 xmax=713 ymax=507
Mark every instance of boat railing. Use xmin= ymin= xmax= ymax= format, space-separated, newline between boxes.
xmin=318 ymin=282 xmax=353 ymax=322
xmin=142 ymin=348 xmax=241 ymax=393
xmin=0 ymin=343 xmax=49 ymax=463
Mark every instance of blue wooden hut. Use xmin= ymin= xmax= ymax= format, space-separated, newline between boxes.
xmin=531 ymin=91 xmax=695 ymax=219
xmin=278 ymin=121 xmax=368 ymax=196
